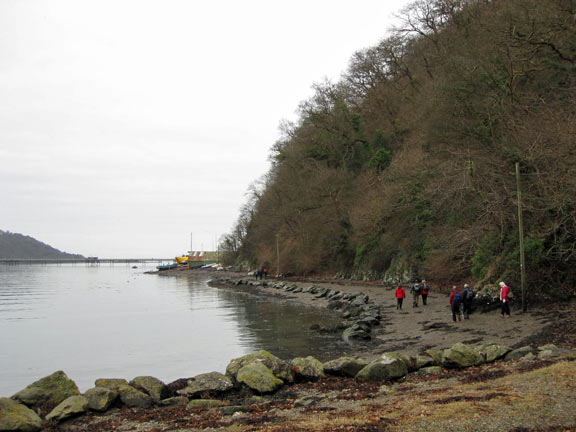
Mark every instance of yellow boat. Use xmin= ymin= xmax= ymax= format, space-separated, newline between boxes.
xmin=175 ymin=255 xmax=189 ymax=265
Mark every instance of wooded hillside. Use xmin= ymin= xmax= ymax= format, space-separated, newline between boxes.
xmin=0 ymin=230 xmax=84 ymax=259
xmin=221 ymin=0 xmax=576 ymax=299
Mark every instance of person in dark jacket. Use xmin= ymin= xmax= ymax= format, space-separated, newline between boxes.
xmin=462 ymin=283 xmax=474 ymax=319
xmin=395 ymin=285 xmax=406 ymax=310
xmin=410 ymin=281 xmax=421 ymax=307
xmin=449 ymin=285 xmax=463 ymax=322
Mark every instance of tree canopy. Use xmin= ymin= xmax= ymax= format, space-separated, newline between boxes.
xmin=221 ymin=0 xmax=576 ymax=300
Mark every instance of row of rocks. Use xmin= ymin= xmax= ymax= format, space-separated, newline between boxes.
xmin=213 ymin=278 xmax=382 ymax=341
xmin=3 ymin=342 xmax=573 ymax=431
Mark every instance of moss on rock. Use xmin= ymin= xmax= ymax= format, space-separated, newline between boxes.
xmin=236 ymin=362 xmax=284 ymax=393
xmin=11 ymin=371 xmax=80 ymax=408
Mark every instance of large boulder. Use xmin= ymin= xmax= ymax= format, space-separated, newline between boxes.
xmin=0 ymin=398 xmax=43 ymax=432
xmin=342 ymin=325 xmax=371 ymax=341
xmin=356 ymin=355 xmax=409 ymax=382
xmin=11 ymin=371 xmax=80 ymax=408
xmin=415 ymin=353 xmax=436 ymax=369
xmin=236 ymin=362 xmax=284 ymax=393
xmin=83 ymin=387 xmax=118 ymax=412
xmin=423 ymin=349 xmax=443 ymax=365
xmin=418 ymin=366 xmax=443 ymax=375
xmin=177 ymin=372 xmax=234 ymax=398
xmin=442 ymin=343 xmax=483 ymax=368
xmin=186 ymin=399 xmax=224 ymax=409
xmin=323 ymin=357 xmax=369 ymax=377
xmin=161 ymin=397 xmax=188 ymax=407
xmin=356 ymin=317 xmax=380 ymax=328
xmin=475 ymin=343 xmax=511 ymax=363
xmin=116 ymin=385 xmax=154 ymax=409
xmin=504 ymin=346 xmax=535 ymax=361
xmin=291 ymin=356 xmax=326 ymax=381
xmin=129 ymin=376 xmax=168 ymax=402
xmin=536 ymin=344 xmax=573 ymax=360
xmin=380 ymin=351 xmax=413 ymax=371
xmin=226 ymin=350 xmax=293 ymax=383
xmin=94 ymin=378 xmax=128 ymax=389
xmin=537 ymin=344 xmax=560 ymax=352
xmin=45 ymin=395 xmax=88 ymax=422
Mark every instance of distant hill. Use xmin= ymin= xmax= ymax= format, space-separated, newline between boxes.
xmin=0 ymin=230 xmax=84 ymax=259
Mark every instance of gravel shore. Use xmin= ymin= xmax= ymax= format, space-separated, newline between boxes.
xmin=204 ymin=271 xmax=573 ymax=359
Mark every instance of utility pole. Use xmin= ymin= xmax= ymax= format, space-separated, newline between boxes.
xmin=276 ymin=233 xmax=280 ymax=277
xmin=516 ymin=162 xmax=527 ymax=312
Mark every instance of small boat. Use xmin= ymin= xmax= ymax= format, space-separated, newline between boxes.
xmin=156 ymin=263 xmax=178 ymax=271
xmin=175 ymin=255 xmax=189 ymax=265
xmin=131 ymin=266 xmax=138 ymax=269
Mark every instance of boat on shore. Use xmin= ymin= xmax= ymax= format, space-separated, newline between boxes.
xmin=175 ymin=255 xmax=189 ymax=265
xmin=156 ymin=263 xmax=178 ymax=271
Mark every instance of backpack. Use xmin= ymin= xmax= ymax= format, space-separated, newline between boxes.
xmin=412 ymin=283 xmax=421 ymax=293
xmin=452 ymin=292 xmax=462 ymax=304
xmin=465 ymin=289 xmax=475 ymax=301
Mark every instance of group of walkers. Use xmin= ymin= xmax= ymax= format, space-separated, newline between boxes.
xmin=253 ymin=268 xmax=268 ymax=280
xmin=395 ymin=279 xmax=513 ymax=322
xmin=448 ymin=284 xmax=476 ymax=321
xmin=394 ymin=279 xmax=429 ymax=310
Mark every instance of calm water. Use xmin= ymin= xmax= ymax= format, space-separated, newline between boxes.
xmin=0 ymin=265 xmax=351 ymax=396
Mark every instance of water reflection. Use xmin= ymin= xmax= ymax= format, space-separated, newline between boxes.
xmin=0 ymin=266 xmax=355 ymax=396
xmin=198 ymin=284 xmax=352 ymax=360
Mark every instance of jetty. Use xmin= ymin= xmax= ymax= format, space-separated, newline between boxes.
xmin=0 ymin=258 xmax=171 ymax=266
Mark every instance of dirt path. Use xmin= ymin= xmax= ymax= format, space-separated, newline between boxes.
xmin=211 ymin=274 xmax=567 ymax=360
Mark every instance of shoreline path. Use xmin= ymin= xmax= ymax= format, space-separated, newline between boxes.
xmin=207 ymin=273 xmax=569 ymax=360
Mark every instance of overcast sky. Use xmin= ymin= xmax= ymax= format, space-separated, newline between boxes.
xmin=0 ymin=0 xmax=411 ymax=258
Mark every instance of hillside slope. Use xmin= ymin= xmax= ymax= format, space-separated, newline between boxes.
xmin=0 ymin=230 xmax=84 ymax=259
xmin=221 ymin=0 xmax=576 ymax=299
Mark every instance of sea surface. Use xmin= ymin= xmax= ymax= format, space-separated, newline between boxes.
xmin=0 ymin=265 xmax=352 ymax=396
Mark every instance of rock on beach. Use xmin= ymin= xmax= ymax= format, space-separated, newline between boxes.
xmin=226 ymin=350 xmax=293 ymax=384
xmin=177 ymin=372 xmax=234 ymax=398
xmin=45 ymin=395 xmax=89 ymax=422
xmin=236 ymin=362 xmax=284 ymax=393
xmin=83 ymin=387 xmax=118 ymax=412
xmin=0 ymin=398 xmax=43 ymax=432
xmin=356 ymin=355 xmax=409 ymax=381
xmin=11 ymin=370 xmax=80 ymax=408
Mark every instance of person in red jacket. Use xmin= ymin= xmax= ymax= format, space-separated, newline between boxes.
xmin=499 ymin=281 xmax=511 ymax=318
xmin=421 ymin=279 xmax=430 ymax=305
xmin=395 ymin=285 xmax=406 ymax=310
xmin=449 ymin=285 xmax=463 ymax=322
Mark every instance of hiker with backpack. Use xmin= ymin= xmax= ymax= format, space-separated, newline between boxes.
xmin=395 ymin=285 xmax=406 ymax=310
xmin=421 ymin=279 xmax=430 ymax=305
xmin=410 ymin=280 xmax=421 ymax=307
xmin=462 ymin=283 xmax=475 ymax=319
xmin=449 ymin=285 xmax=463 ymax=322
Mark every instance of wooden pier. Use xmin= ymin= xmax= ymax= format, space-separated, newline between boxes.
xmin=0 ymin=258 xmax=172 ymax=266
